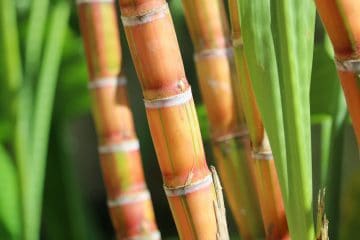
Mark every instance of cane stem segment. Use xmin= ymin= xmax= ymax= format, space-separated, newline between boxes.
xmin=119 ymin=1 xmax=229 ymax=239
xmin=77 ymin=1 xmax=160 ymax=239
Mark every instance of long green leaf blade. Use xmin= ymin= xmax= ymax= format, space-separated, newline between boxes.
xmin=25 ymin=0 xmax=49 ymax=82
xmin=26 ymin=2 xmax=70 ymax=239
xmin=237 ymin=0 xmax=288 ymax=203
xmin=238 ymin=0 xmax=316 ymax=239
xmin=270 ymin=1 xmax=316 ymax=239
xmin=0 ymin=0 xmax=22 ymax=91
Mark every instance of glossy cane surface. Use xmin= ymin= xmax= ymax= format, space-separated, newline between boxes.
xmin=119 ymin=0 xmax=228 ymax=239
xmin=77 ymin=1 xmax=159 ymax=239
xmin=181 ymin=0 xmax=265 ymax=239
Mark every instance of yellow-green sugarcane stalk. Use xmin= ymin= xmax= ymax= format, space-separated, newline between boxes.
xmin=180 ymin=0 xmax=265 ymax=239
xmin=228 ymin=0 xmax=289 ymax=239
xmin=118 ymin=0 xmax=229 ymax=239
xmin=77 ymin=1 xmax=160 ymax=239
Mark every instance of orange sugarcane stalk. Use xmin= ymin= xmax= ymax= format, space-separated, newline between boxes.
xmin=180 ymin=0 xmax=264 ymax=239
xmin=315 ymin=0 xmax=360 ymax=146
xmin=118 ymin=0 xmax=229 ymax=239
xmin=228 ymin=0 xmax=289 ymax=239
xmin=77 ymin=1 xmax=160 ymax=239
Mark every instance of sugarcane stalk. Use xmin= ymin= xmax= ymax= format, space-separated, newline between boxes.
xmin=77 ymin=1 xmax=160 ymax=239
xmin=180 ymin=0 xmax=265 ymax=238
xmin=315 ymin=0 xmax=360 ymax=147
xmin=118 ymin=0 xmax=229 ymax=239
xmin=227 ymin=1 xmax=289 ymax=239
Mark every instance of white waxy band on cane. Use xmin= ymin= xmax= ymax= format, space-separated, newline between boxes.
xmin=88 ymin=76 xmax=127 ymax=89
xmin=252 ymin=151 xmax=273 ymax=160
xmin=144 ymin=87 xmax=192 ymax=109
xmin=121 ymin=3 xmax=169 ymax=27
xmin=107 ymin=190 xmax=150 ymax=207
xmin=214 ymin=129 xmax=249 ymax=143
xmin=164 ymin=174 xmax=213 ymax=197
xmin=98 ymin=139 xmax=140 ymax=154
xmin=335 ymin=58 xmax=360 ymax=73
xmin=194 ymin=48 xmax=233 ymax=61
xmin=124 ymin=231 xmax=161 ymax=240
xmin=76 ymin=0 xmax=113 ymax=5
xmin=232 ymin=37 xmax=243 ymax=47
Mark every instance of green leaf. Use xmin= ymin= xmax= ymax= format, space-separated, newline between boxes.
xmin=25 ymin=0 xmax=49 ymax=83
xmin=311 ymin=114 xmax=332 ymax=194
xmin=0 ymin=146 xmax=21 ymax=240
xmin=238 ymin=0 xmax=316 ymax=239
xmin=237 ymin=0 xmax=288 ymax=202
xmin=311 ymin=41 xmax=346 ymax=127
xmin=23 ymin=2 xmax=71 ymax=240
xmin=310 ymin=35 xmax=347 ymax=239
xmin=270 ymin=1 xmax=316 ymax=239
xmin=0 ymin=0 xmax=22 ymax=93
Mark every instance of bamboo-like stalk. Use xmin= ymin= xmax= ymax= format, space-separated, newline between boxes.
xmin=118 ymin=0 xmax=229 ymax=239
xmin=228 ymin=0 xmax=289 ymax=239
xmin=77 ymin=1 xmax=160 ymax=239
xmin=180 ymin=1 xmax=265 ymax=239
xmin=314 ymin=0 xmax=360 ymax=146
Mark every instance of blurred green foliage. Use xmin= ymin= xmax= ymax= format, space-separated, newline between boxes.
xmin=0 ymin=0 xmax=359 ymax=239
xmin=310 ymin=25 xmax=347 ymax=239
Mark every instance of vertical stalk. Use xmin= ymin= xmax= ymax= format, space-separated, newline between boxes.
xmin=315 ymin=0 xmax=360 ymax=146
xmin=228 ymin=0 xmax=289 ymax=239
xmin=77 ymin=1 xmax=160 ymax=239
xmin=180 ymin=0 xmax=264 ymax=239
xmin=118 ymin=0 xmax=229 ymax=239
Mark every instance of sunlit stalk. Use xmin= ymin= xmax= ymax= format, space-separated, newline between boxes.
xmin=181 ymin=0 xmax=264 ymax=238
xmin=118 ymin=0 xmax=229 ymax=239
xmin=77 ymin=1 xmax=160 ymax=239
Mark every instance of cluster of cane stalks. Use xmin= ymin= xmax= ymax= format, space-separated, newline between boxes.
xmin=181 ymin=0 xmax=288 ymax=239
xmin=74 ymin=0 xmax=360 ymax=239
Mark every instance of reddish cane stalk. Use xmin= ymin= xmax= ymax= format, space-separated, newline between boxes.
xmin=315 ymin=0 xmax=360 ymax=146
xmin=118 ymin=0 xmax=229 ymax=239
xmin=180 ymin=0 xmax=265 ymax=239
xmin=77 ymin=1 xmax=160 ymax=239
